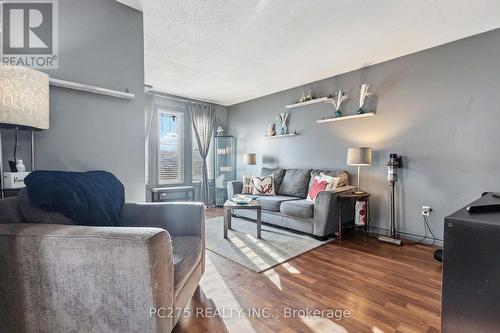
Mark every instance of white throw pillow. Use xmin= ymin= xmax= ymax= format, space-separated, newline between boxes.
xmin=252 ymin=176 xmax=276 ymax=196
xmin=318 ymin=173 xmax=340 ymax=191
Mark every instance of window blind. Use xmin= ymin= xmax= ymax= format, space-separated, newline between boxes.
xmin=158 ymin=110 xmax=184 ymax=184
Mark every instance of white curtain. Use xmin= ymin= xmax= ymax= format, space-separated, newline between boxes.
xmin=189 ymin=103 xmax=215 ymax=206
xmin=145 ymin=94 xmax=155 ymax=187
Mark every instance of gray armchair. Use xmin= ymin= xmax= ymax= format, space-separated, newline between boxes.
xmin=0 ymin=198 xmax=205 ymax=333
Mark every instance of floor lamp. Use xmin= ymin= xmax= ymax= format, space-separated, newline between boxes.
xmin=0 ymin=65 xmax=50 ymax=198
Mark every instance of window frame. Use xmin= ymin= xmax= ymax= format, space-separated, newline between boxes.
xmin=150 ymin=97 xmax=216 ymax=189
xmin=157 ymin=108 xmax=185 ymax=185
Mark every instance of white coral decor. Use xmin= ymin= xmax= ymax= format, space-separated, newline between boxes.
xmin=359 ymin=84 xmax=373 ymax=108
xmin=276 ymin=112 xmax=289 ymax=128
xmin=332 ymin=90 xmax=348 ymax=111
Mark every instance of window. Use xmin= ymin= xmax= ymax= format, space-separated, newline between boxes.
xmin=153 ymin=101 xmax=215 ymax=187
xmin=158 ymin=110 xmax=184 ymax=184
xmin=192 ymin=127 xmax=214 ymax=183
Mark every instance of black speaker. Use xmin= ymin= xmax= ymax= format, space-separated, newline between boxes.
xmin=442 ymin=193 xmax=500 ymax=333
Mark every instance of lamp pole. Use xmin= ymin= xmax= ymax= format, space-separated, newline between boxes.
xmin=357 ymin=165 xmax=361 ymax=193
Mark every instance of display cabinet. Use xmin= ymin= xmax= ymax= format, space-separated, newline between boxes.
xmin=214 ymin=135 xmax=236 ymax=206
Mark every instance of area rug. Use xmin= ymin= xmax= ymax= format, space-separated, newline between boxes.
xmin=205 ymin=216 xmax=331 ymax=273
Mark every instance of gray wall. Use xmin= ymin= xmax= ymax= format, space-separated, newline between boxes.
xmin=228 ymin=28 xmax=500 ymax=241
xmin=2 ymin=0 xmax=146 ymax=202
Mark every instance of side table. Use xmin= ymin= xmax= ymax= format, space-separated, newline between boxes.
xmin=151 ymin=186 xmax=195 ymax=202
xmin=336 ymin=191 xmax=371 ymax=243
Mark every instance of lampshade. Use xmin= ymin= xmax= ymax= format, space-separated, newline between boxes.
xmin=0 ymin=65 xmax=50 ymax=130
xmin=347 ymin=147 xmax=372 ymax=166
xmin=243 ymin=153 xmax=257 ymax=165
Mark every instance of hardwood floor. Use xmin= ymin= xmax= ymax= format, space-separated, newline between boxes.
xmin=174 ymin=208 xmax=442 ymax=333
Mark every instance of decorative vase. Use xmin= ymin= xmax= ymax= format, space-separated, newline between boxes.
xmin=275 ymin=121 xmax=283 ymax=135
xmin=306 ymin=88 xmax=312 ymax=101
xmin=299 ymin=91 xmax=306 ymax=103
xmin=282 ymin=124 xmax=288 ymax=135
xmin=16 ymin=159 xmax=26 ymax=172
xmin=357 ymin=107 xmax=365 ymax=115
xmin=334 ymin=110 xmax=342 ymax=118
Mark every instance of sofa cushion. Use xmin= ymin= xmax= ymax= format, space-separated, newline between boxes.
xmin=279 ymin=169 xmax=312 ymax=198
xmin=19 ymin=189 xmax=74 ymax=225
xmin=280 ymin=199 xmax=314 ymax=219
xmin=256 ymin=195 xmax=299 ymax=212
xmin=308 ymin=169 xmax=349 ymax=192
xmin=261 ymin=167 xmax=286 ymax=193
xmin=172 ymin=236 xmax=202 ymax=296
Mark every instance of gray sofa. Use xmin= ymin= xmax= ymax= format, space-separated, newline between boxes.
xmin=228 ymin=167 xmax=354 ymax=238
xmin=0 ymin=196 xmax=205 ymax=333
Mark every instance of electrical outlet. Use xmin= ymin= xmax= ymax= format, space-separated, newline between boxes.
xmin=422 ymin=206 xmax=432 ymax=216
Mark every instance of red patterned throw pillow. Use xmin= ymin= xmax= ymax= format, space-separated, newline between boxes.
xmin=307 ymin=178 xmax=328 ymax=202
xmin=307 ymin=174 xmax=341 ymax=202
xmin=252 ymin=176 xmax=275 ymax=196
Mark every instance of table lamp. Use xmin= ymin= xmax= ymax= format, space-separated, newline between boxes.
xmin=347 ymin=147 xmax=372 ymax=195
xmin=243 ymin=153 xmax=256 ymax=176
xmin=0 ymin=65 xmax=50 ymax=197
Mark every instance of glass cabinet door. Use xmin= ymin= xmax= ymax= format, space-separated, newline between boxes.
xmin=214 ymin=136 xmax=236 ymax=206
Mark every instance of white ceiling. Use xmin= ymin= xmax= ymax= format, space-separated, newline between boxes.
xmin=118 ymin=0 xmax=500 ymax=106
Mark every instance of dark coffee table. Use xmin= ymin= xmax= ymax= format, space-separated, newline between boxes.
xmin=223 ymin=200 xmax=262 ymax=239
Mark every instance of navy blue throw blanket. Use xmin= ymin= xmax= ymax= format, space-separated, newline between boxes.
xmin=24 ymin=171 xmax=125 ymax=226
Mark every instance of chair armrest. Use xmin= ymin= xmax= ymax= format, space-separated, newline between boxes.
xmin=120 ymin=202 xmax=205 ymax=238
xmin=0 ymin=223 xmax=174 ymax=333
xmin=313 ymin=188 xmax=355 ymax=237
xmin=227 ymin=180 xmax=243 ymax=198
xmin=120 ymin=202 xmax=206 ymax=276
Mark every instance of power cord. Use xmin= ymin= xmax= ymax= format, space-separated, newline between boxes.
xmin=422 ymin=214 xmax=437 ymax=246
xmin=404 ymin=213 xmax=438 ymax=245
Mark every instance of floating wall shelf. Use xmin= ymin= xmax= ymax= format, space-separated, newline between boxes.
xmin=49 ymin=78 xmax=135 ymax=100
xmin=285 ymin=97 xmax=332 ymax=109
xmin=316 ymin=112 xmax=375 ymax=124
xmin=263 ymin=133 xmax=298 ymax=139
